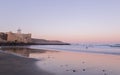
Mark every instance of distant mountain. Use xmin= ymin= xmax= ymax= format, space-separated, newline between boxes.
xmin=31 ymin=38 xmax=70 ymax=45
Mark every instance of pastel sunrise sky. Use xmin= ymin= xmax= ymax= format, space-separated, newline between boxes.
xmin=0 ymin=0 xmax=120 ymax=43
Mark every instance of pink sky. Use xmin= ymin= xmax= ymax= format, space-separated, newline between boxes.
xmin=0 ymin=0 xmax=120 ymax=43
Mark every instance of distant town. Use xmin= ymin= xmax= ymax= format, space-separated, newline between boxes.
xmin=0 ymin=29 xmax=70 ymax=45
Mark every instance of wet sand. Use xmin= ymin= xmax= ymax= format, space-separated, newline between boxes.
xmin=0 ymin=51 xmax=54 ymax=75
xmin=0 ymin=47 xmax=120 ymax=75
xmin=31 ymin=50 xmax=120 ymax=75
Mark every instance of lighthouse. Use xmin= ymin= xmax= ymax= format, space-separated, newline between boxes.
xmin=17 ymin=28 xmax=21 ymax=34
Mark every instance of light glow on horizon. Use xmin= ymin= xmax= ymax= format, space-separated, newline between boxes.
xmin=0 ymin=0 xmax=120 ymax=43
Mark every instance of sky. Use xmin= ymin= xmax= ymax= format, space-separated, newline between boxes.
xmin=0 ymin=0 xmax=120 ymax=43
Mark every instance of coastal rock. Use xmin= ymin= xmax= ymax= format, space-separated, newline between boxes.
xmin=31 ymin=38 xmax=70 ymax=45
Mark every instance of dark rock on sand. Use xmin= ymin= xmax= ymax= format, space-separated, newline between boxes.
xmin=72 ymin=70 xmax=76 ymax=72
xmin=83 ymin=69 xmax=86 ymax=71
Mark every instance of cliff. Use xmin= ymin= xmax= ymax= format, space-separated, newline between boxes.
xmin=31 ymin=38 xmax=70 ymax=45
xmin=0 ymin=38 xmax=70 ymax=46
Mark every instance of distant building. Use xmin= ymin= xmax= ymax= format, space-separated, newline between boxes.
xmin=0 ymin=29 xmax=32 ymax=43
xmin=0 ymin=32 xmax=8 ymax=42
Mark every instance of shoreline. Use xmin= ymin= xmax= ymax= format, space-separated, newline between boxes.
xmin=1 ymin=45 xmax=120 ymax=56
xmin=0 ymin=47 xmax=120 ymax=75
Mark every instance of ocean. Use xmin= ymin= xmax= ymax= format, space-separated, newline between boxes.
xmin=29 ymin=44 xmax=120 ymax=55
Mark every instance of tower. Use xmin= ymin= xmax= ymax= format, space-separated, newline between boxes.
xmin=17 ymin=28 xmax=21 ymax=34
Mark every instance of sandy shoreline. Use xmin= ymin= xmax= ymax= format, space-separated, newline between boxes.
xmin=0 ymin=47 xmax=120 ymax=75
xmin=0 ymin=51 xmax=54 ymax=75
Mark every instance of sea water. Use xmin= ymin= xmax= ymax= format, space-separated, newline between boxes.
xmin=29 ymin=44 xmax=120 ymax=55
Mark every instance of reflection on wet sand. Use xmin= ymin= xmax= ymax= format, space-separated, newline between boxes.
xmin=34 ymin=51 xmax=120 ymax=75
xmin=1 ymin=46 xmax=120 ymax=75
xmin=1 ymin=47 xmax=30 ymax=57
xmin=0 ymin=46 xmax=59 ymax=57
xmin=0 ymin=46 xmax=55 ymax=75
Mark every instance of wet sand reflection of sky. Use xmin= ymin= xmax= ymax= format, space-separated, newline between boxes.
xmin=1 ymin=46 xmax=120 ymax=75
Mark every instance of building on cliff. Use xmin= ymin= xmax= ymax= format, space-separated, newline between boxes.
xmin=0 ymin=32 xmax=8 ymax=42
xmin=0 ymin=29 xmax=31 ymax=43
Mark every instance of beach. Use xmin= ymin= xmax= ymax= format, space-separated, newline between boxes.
xmin=0 ymin=46 xmax=120 ymax=75
xmin=0 ymin=0 xmax=120 ymax=75
xmin=0 ymin=49 xmax=54 ymax=75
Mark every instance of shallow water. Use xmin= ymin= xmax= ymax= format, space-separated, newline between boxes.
xmin=30 ymin=44 xmax=120 ymax=55
xmin=1 ymin=46 xmax=120 ymax=75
